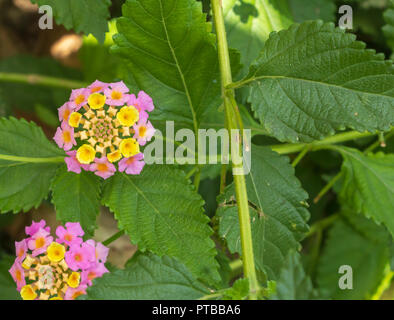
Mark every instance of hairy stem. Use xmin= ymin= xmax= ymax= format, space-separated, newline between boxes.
xmin=0 ymin=72 xmax=87 ymax=89
xmin=211 ymin=0 xmax=259 ymax=299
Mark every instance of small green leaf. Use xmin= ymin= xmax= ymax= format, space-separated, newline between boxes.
xmin=222 ymin=278 xmax=249 ymax=300
xmin=271 ymin=251 xmax=316 ymax=300
xmin=217 ymin=146 xmax=310 ymax=279
xmin=0 ymin=117 xmax=64 ymax=213
xmin=102 ymin=166 xmax=220 ymax=285
xmin=31 ymin=0 xmax=111 ymax=43
xmin=242 ymin=21 xmax=394 ymax=143
xmin=85 ymin=253 xmax=209 ymax=300
xmin=317 ymin=217 xmax=390 ymax=299
xmin=51 ymin=167 xmax=102 ymax=237
xmin=336 ymin=147 xmax=394 ymax=238
xmin=80 ymin=21 xmax=124 ymax=83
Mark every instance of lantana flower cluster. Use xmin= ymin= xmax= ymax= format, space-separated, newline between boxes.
xmin=54 ymin=80 xmax=155 ymax=179
xmin=9 ymin=220 xmax=109 ymax=300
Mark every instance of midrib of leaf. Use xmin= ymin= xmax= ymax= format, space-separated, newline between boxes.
xmin=122 ymin=174 xmax=196 ymax=255
xmin=158 ymin=0 xmax=199 ymax=135
xmin=236 ymin=75 xmax=394 ymax=99
xmin=243 ymin=157 xmax=267 ymax=267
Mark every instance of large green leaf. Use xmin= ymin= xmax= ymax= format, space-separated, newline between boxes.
xmin=0 ymin=117 xmax=64 ymax=213
xmin=112 ymin=0 xmax=221 ymax=129
xmin=0 ymin=254 xmax=21 ymax=300
xmin=317 ymin=216 xmax=391 ymax=299
xmin=224 ymin=0 xmax=293 ymax=76
xmin=217 ymin=146 xmax=310 ymax=279
xmin=31 ymin=0 xmax=111 ymax=43
xmin=271 ymin=251 xmax=316 ymax=300
xmin=102 ymin=166 xmax=220 ymax=284
xmin=241 ymin=20 xmax=394 ymax=143
xmin=85 ymin=253 xmax=208 ymax=300
xmin=51 ymin=168 xmax=101 ymax=237
xmin=335 ymin=147 xmax=394 ymax=238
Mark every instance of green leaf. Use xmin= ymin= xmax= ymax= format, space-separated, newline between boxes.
xmin=0 ymin=117 xmax=64 ymax=213
xmin=241 ymin=20 xmax=394 ymax=143
xmin=217 ymin=146 xmax=310 ymax=279
xmin=113 ymin=0 xmax=222 ymax=130
xmin=102 ymin=166 xmax=220 ymax=284
xmin=80 ymin=20 xmax=124 ymax=83
xmin=335 ymin=147 xmax=394 ymax=238
xmin=341 ymin=206 xmax=391 ymax=244
xmin=85 ymin=253 xmax=208 ymax=300
xmin=51 ymin=167 xmax=101 ymax=237
xmin=288 ymin=0 xmax=336 ymax=23
xmin=383 ymin=8 xmax=394 ymax=58
xmin=31 ymin=0 xmax=111 ymax=43
xmin=317 ymin=217 xmax=390 ymax=299
xmin=224 ymin=0 xmax=293 ymax=76
xmin=222 ymin=278 xmax=250 ymax=300
xmin=271 ymin=251 xmax=316 ymax=300
xmin=0 ymin=254 xmax=21 ymax=300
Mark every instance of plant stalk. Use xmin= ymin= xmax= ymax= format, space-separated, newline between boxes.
xmin=0 ymin=72 xmax=87 ymax=89
xmin=0 ymin=154 xmax=65 ymax=163
xmin=102 ymin=230 xmax=125 ymax=246
xmin=211 ymin=0 xmax=259 ymax=299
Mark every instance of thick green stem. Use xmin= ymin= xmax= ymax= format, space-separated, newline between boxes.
xmin=0 ymin=72 xmax=87 ymax=89
xmin=211 ymin=0 xmax=259 ymax=299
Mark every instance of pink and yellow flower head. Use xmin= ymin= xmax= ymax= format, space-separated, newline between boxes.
xmin=53 ymin=80 xmax=155 ymax=179
xmin=9 ymin=220 xmax=109 ymax=300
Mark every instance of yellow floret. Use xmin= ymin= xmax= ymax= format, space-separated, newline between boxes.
xmin=68 ymin=112 xmax=82 ymax=128
xmin=47 ymin=242 xmax=65 ymax=263
xmin=107 ymin=150 xmax=122 ymax=163
xmin=67 ymin=272 xmax=81 ymax=288
xmin=88 ymin=93 xmax=106 ymax=110
xmin=20 ymin=285 xmax=37 ymax=300
xmin=117 ymin=106 xmax=139 ymax=127
xmin=49 ymin=296 xmax=63 ymax=300
xmin=119 ymin=138 xmax=140 ymax=158
xmin=76 ymin=144 xmax=96 ymax=164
